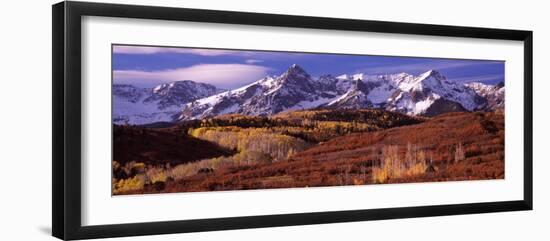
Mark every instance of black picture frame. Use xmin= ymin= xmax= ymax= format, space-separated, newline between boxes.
xmin=52 ymin=1 xmax=533 ymax=240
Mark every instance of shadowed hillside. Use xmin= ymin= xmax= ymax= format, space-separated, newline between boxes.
xmin=113 ymin=125 xmax=235 ymax=166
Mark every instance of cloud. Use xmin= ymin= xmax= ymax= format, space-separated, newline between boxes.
xmin=112 ymin=45 xmax=310 ymax=59
xmin=113 ymin=45 xmax=246 ymax=56
xmin=114 ymin=64 xmax=271 ymax=89
xmin=356 ymin=60 xmax=502 ymax=75
xmin=245 ymin=59 xmax=264 ymax=64
xmin=449 ymin=74 xmax=504 ymax=83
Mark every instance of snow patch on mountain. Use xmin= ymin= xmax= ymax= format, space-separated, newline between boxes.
xmin=114 ymin=64 xmax=505 ymax=124
xmin=464 ymin=81 xmax=505 ymax=110
xmin=177 ymin=66 xmax=503 ymax=120
xmin=113 ymin=81 xmax=221 ymax=124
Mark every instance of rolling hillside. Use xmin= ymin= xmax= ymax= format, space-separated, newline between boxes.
xmin=113 ymin=125 xmax=235 ymax=166
xmin=113 ymin=110 xmax=504 ymax=194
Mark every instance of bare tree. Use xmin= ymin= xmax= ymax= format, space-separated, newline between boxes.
xmin=454 ymin=142 xmax=465 ymax=163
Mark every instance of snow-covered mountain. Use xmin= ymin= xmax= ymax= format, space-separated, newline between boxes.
xmin=384 ymin=70 xmax=488 ymax=116
xmin=178 ymin=64 xmax=346 ymax=120
xmin=325 ymin=70 xmax=492 ymax=116
xmin=113 ymin=80 xmax=221 ymax=125
xmin=177 ymin=65 xmax=504 ymax=120
xmin=113 ymin=64 xmax=505 ymax=124
xmin=464 ymin=81 xmax=505 ymax=111
xmin=325 ymin=73 xmax=403 ymax=109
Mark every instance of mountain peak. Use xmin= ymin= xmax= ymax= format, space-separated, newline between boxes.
xmin=153 ymin=80 xmax=214 ymax=93
xmin=121 ymin=67 xmax=504 ymax=123
xmin=420 ymin=69 xmax=444 ymax=79
xmin=426 ymin=69 xmax=438 ymax=74
xmin=286 ymin=64 xmax=308 ymax=75
xmin=275 ymin=64 xmax=312 ymax=87
xmin=173 ymin=80 xmax=195 ymax=84
xmin=412 ymin=69 xmax=447 ymax=88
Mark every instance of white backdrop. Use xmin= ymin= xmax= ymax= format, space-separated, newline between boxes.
xmin=0 ymin=0 xmax=548 ymax=240
xmin=82 ymin=15 xmax=524 ymax=226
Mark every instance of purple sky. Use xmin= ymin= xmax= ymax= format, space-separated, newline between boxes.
xmin=113 ymin=45 xmax=505 ymax=89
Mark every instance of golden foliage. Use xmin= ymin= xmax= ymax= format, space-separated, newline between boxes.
xmin=372 ymin=144 xmax=428 ymax=183
xmin=146 ymin=168 xmax=167 ymax=184
xmin=112 ymin=111 xmax=503 ymax=194
xmin=189 ymin=127 xmax=309 ymax=161
xmin=113 ymin=175 xmax=145 ymax=194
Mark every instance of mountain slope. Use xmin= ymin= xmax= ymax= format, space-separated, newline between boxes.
xmin=178 ymin=64 xmax=346 ymax=120
xmin=177 ymin=66 xmax=502 ymax=121
xmin=136 ymin=112 xmax=504 ymax=193
xmin=383 ymin=70 xmax=486 ymax=115
xmin=464 ymin=81 xmax=505 ymax=111
xmin=113 ymin=80 xmax=221 ymax=124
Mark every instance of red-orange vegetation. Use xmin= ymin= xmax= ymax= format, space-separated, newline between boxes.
xmin=115 ymin=111 xmax=504 ymax=195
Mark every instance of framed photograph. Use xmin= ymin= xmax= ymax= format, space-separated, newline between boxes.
xmin=52 ymin=1 xmax=533 ymax=240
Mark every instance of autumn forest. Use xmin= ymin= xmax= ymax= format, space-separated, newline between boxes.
xmin=112 ymin=109 xmax=505 ymax=195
